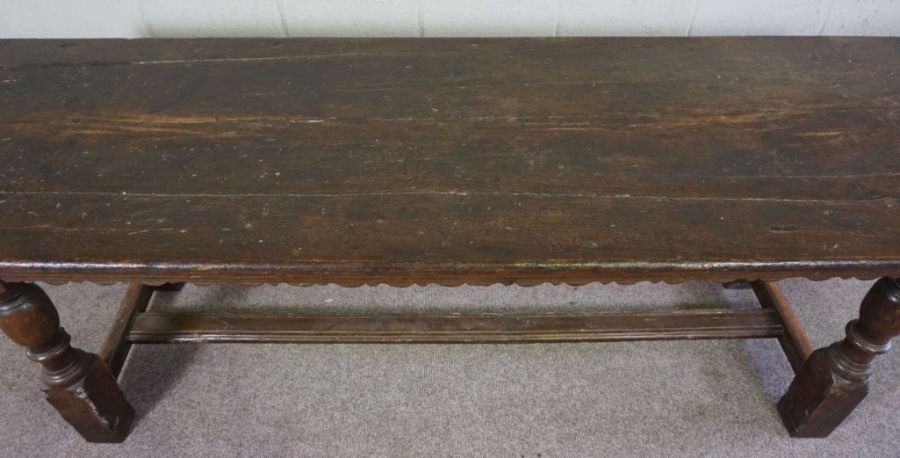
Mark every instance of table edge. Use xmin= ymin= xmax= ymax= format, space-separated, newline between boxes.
xmin=1 ymin=259 xmax=898 ymax=286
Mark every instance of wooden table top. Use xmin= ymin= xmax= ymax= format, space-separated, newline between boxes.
xmin=0 ymin=37 xmax=898 ymax=286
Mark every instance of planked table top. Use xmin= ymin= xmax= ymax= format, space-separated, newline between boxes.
xmin=0 ymin=37 xmax=898 ymax=286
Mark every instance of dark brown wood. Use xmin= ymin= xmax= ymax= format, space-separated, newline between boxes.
xmin=128 ymin=308 xmax=784 ymax=344
xmin=1 ymin=37 xmax=899 ymax=440
xmin=0 ymin=282 xmax=134 ymax=442
xmin=777 ymin=277 xmax=900 ymax=437
xmin=1 ymin=37 xmax=900 ymax=287
xmin=152 ymin=282 xmax=186 ymax=292
xmin=99 ymin=283 xmax=155 ymax=378
xmin=750 ymin=280 xmax=813 ymax=372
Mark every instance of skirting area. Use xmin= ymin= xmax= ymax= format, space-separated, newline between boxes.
xmin=1 ymin=278 xmax=897 ymax=456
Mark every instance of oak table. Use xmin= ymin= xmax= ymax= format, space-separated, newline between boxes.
xmin=1 ymin=37 xmax=898 ymax=443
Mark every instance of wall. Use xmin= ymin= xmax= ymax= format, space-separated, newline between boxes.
xmin=1 ymin=0 xmax=899 ymax=38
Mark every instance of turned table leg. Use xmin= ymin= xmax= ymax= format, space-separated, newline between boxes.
xmin=0 ymin=282 xmax=135 ymax=443
xmin=777 ymin=277 xmax=900 ymax=437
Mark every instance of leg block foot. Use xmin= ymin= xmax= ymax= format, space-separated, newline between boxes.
xmin=777 ymin=277 xmax=899 ymax=437
xmin=776 ymin=346 xmax=867 ymax=437
xmin=45 ymin=351 xmax=135 ymax=443
xmin=0 ymin=282 xmax=135 ymax=443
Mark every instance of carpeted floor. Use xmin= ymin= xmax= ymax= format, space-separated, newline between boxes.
xmin=0 ymin=278 xmax=897 ymax=457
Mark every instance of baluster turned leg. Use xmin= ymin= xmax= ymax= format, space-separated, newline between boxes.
xmin=0 ymin=282 xmax=134 ymax=442
xmin=777 ymin=277 xmax=900 ymax=437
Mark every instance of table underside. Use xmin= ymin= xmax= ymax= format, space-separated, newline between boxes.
xmin=1 ymin=37 xmax=899 ymax=286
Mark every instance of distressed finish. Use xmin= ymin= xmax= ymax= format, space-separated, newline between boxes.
xmin=0 ymin=38 xmax=899 ymax=441
xmin=0 ymin=282 xmax=134 ymax=442
xmin=1 ymin=37 xmax=899 ymax=286
xmin=127 ymin=308 xmax=785 ymax=344
xmin=777 ymin=277 xmax=900 ymax=437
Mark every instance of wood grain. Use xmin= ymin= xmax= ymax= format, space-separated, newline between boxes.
xmin=99 ymin=283 xmax=154 ymax=378
xmin=751 ymin=281 xmax=814 ymax=372
xmin=127 ymin=308 xmax=785 ymax=344
xmin=1 ymin=37 xmax=899 ymax=286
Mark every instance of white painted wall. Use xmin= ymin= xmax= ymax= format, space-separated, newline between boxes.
xmin=0 ymin=0 xmax=898 ymax=38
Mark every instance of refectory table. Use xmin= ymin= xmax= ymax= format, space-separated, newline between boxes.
xmin=0 ymin=37 xmax=898 ymax=442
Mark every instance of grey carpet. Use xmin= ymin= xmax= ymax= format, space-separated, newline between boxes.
xmin=0 ymin=279 xmax=897 ymax=457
